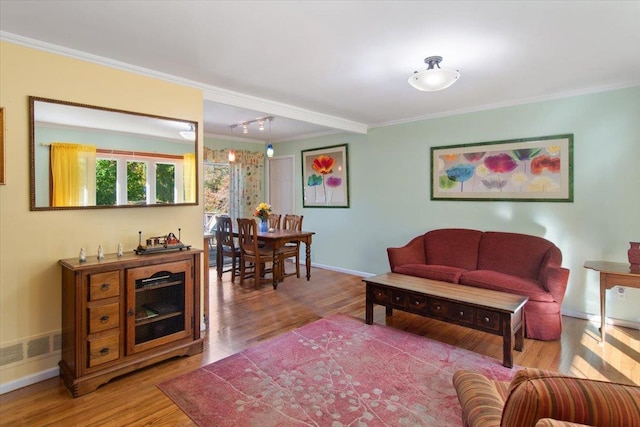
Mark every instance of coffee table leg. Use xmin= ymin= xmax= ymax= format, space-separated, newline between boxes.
xmin=502 ymin=314 xmax=514 ymax=368
xmin=365 ymin=283 xmax=373 ymax=324
xmin=515 ymin=314 xmax=524 ymax=352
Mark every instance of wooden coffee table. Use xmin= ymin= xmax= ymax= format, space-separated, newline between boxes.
xmin=363 ymin=272 xmax=528 ymax=368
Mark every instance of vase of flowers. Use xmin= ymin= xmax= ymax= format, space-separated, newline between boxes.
xmin=254 ymin=202 xmax=271 ymax=232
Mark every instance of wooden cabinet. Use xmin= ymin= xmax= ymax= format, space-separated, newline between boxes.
xmin=59 ymin=250 xmax=203 ymax=397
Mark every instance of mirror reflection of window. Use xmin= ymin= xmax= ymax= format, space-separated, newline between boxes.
xmin=30 ymin=96 xmax=197 ymax=210
xmin=95 ymin=152 xmax=183 ymax=206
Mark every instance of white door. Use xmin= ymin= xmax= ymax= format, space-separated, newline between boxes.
xmin=267 ymin=155 xmax=295 ymax=215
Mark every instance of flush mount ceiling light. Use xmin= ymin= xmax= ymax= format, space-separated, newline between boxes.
xmin=408 ymin=56 xmax=460 ymax=91
xmin=179 ymin=124 xmax=196 ymax=140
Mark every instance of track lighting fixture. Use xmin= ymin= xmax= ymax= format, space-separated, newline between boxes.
xmin=230 ymin=116 xmax=275 ymax=135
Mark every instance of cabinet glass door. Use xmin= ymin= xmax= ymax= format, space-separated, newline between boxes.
xmin=126 ymin=259 xmax=193 ymax=354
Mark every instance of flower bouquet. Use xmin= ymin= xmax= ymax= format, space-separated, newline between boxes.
xmin=254 ymin=202 xmax=272 ymax=231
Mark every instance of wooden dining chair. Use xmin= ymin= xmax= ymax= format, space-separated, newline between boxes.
xmin=215 ymin=215 xmax=241 ymax=282
xmin=267 ymin=213 xmax=281 ymax=230
xmin=279 ymin=214 xmax=304 ymax=278
xmin=236 ymin=218 xmax=278 ymax=288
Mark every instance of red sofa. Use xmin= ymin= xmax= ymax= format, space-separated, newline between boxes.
xmin=387 ymin=228 xmax=570 ymax=340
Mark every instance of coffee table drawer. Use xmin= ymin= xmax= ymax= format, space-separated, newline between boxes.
xmin=450 ymin=303 xmax=474 ymax=325
xmin=370 ymin=286 xmax=389 ymax=304
xmin=408 ymin=294 xmax=427 ymax=311
xmin=476 ymin=308 xmax=501 ymax=332
xmin=428 ymin=298 xmax=450 ymax=317
xmin=391 ymin=290 xmax=408 ymax=308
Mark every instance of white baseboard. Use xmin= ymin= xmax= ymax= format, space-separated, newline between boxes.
xmin=306 ymin=262 xmax=375 ymax=278
xmin=561 ymin=308 xmax=640 ymax=330
xmin=0 ymin=367 xmax=59 ymax=395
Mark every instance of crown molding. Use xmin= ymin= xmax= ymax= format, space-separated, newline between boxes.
xmin=370 ymin=81 xmax=640 ymax=130
xmin=1 ymin=31 xmax=368 ymax=135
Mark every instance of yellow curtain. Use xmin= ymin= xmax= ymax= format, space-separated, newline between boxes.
xmin=183 ymin=152 xmax=196 ymax=203
xmin=50 ymin=143 xmax=96 ymax=207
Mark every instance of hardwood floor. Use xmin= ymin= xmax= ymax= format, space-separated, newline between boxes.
xmin=1 ymin=266 xmax=638 ymax=426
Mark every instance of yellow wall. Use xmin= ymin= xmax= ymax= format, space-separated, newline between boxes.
xmin=0 ymin=41 xmax=203 ymax=387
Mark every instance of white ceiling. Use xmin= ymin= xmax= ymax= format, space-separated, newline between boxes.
xmin=2 ymin=1 xmax=639 ymax=143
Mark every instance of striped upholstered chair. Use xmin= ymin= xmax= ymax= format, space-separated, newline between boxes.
xmin=453 ymin=368 xmax=640 ymax=427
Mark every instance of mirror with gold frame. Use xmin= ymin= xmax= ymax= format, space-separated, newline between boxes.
xmin=29 ymin=96 xmax=198 ymax=210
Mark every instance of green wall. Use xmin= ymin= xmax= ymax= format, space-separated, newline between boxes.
xmin=277 ymin=87 xmax=640 ymax=324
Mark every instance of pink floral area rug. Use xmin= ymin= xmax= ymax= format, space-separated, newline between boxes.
xmin=158 ymin=314 xmax=517 ymax=426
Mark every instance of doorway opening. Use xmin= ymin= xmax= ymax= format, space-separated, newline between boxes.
xmin=203 ymin=161 xmax=230 ymax=233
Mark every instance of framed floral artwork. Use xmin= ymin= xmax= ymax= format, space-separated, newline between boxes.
xmin=431 ymin=134 xmax=573 ymax=202
xmin=302 ymin=144 xmax=349 ymax=208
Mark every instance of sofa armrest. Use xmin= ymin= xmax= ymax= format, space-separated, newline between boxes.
xmin=541 ymin=266 xmax=570 ymax=305
xmin=501 ymin=371 xmax=640 ymax=427
xmin=453 ymin=370 xmax=508 ymax=427
xmin=387 ymin=235 xmax=426 ymax=271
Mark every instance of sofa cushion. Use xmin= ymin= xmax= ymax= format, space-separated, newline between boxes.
xmin=424 ymin=228 xmax=483 ymax=270
xmin=477 ymin=232 xmax=555 ymax=280
xmin=460 ymin=270 xmax=554 ymax=303
xmin=393 ymin=264 xmax=465 ymax=283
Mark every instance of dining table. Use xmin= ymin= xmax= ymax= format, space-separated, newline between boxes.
xmin=205 ymin=228 xmax=315 ymax=289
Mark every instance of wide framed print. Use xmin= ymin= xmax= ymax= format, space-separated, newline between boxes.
xmin=431 ymin=134 xmax=573 ymax=202
xmin=302 ymin=144 xmax=349 ymax=208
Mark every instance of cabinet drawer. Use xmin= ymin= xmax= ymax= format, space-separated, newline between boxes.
xmin=89 ymin=271 xmax=120 ymax=301
xmin=88 ymin=303 xmax=120 ymax=334
xmin=450 ymin=303 xmax=474 ymax=324
xmin=87 ymin=333 xmax=119 ymax=367
xmin=476 ymin=309 xmax=501 ymax=332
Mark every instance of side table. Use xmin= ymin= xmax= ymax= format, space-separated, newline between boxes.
xmin=584 ymin=261 xmax=640 ymax=343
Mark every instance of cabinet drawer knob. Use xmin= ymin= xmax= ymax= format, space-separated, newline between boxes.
xmin=128 ymin=308 xmax=135 ymax=317
xmin=100 ymin=283 xmax=110 ymax=291
xmin=459 ymin=311 xmax=464 ymax=316
xmin=435 ymin=305 xmax=441 ymax=311
xmin=484 ymin=317 xmax=490 ymax=323
xmin=394 ymin=296 xmax=400 ymax=301
xmin=414 ymin=300 xmax=420 ymax=305
xmin=100 ymin=348 xmax=109 ymax=356
xmin=100 ymin=315 xmax=110 ymax=323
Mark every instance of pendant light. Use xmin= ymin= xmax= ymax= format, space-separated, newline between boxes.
xmin=408 ymin=56 xmax=460 ymax=91
xmin=266 ymin=118 xmax=274 ymax=158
